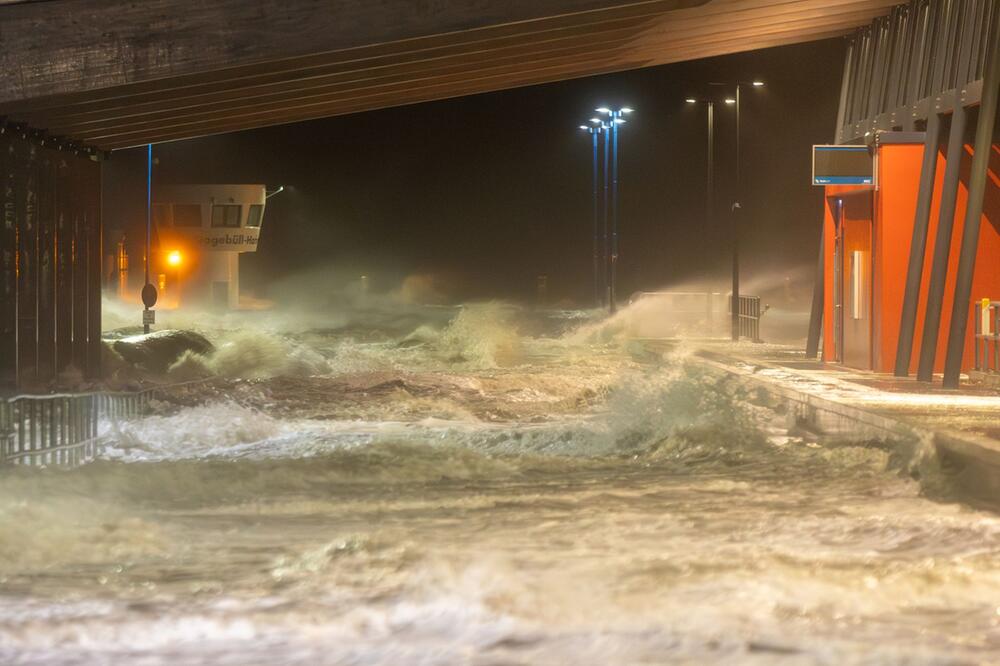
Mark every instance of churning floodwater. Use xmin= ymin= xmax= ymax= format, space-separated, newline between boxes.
xmin=2 ymin=301 xmax=1000 ymax=665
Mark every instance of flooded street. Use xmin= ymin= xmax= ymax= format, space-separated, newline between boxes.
xmin=3 ymin=304 xmax=1000 ymax=665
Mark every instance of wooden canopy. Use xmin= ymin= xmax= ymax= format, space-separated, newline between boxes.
xmin=0 ymin=0 xmax=901 ymax=150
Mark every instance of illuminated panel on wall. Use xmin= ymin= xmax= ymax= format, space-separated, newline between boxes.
xmin=812 ymin=145 xmax=874 ymax=186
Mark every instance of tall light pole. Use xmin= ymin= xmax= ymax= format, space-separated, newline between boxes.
xmin=578 ymin=122 xmax=605 ymax=306
xmin=710 ymin=80 xmax=763 ymax=341
xmin=596 ymin=106 xmax=632 ymax=314
xmin=141 ymin=143 xmax=156 ymax=334
xmin=686 ymin=98 xmax=716 ymax=272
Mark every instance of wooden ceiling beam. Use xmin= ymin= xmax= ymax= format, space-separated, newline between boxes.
xmin=0 ymin=0 xmax=707 ymax=107
xmin=57 ymin=12 xmax=886 ymax=142
xmin=25 ymin=0 xmax=891 ymax=132
xmin=2 ymin=0 xmax=894 ymax=118
xmin=94 ymin=25 xmax=859 ymax=150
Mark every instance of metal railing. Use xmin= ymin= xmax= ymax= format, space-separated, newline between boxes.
xmin=0 ymin=387 xmax=156 ymax=466
xmin=732 ymin=295 xmax=764 ymax=343
xmin=627 ymin=291 xmax=765 ymax=341
xmin=974 ymin=299 xmax=1000 ymax=374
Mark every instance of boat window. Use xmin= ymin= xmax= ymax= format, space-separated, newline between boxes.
xmin=246 ymin=204 xmax=264 ymax=228
xmin=211 ymin=204 xmax=242 ymax=228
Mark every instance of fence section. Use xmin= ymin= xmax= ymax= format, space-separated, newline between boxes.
xmin=734 ymin=295 xmax=763 ymax=343
xmin=0 ymin=388 xmax=154 ymax=466
xmin=627 ymin=291 xmax=765 ymax=341
xmin=974 ymin=299 xmax=1000 ymax=374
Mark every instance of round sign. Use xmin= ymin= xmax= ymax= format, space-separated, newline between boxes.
xmin=141 ymin=283 xmax=158 ymax=308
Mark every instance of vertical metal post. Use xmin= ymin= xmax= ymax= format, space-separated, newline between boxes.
xmin=591 ymin=128 xmax=600 ymax=307
xmin=706 ymin=102 xmax=714 ymax=269
xmin=144 ymin=143 xmax=152 ymax=334
xmin=731 ymin=84 xmax=742 ymax=342
xmin=602 ymin=127 xmax=610 ymax=309
xmin=974 ymin=301 xmax=982 ymax=369
xmin=894 ymin=112 xmax=941 ymax=376
xmin=610 ymin=117 xmax=620 ymax=315
xmin=994 ymin=304 xmax=999 ymax=373
xmin=943 ymin=5 xmax=1000 ymax=388
xmin=917 ymin=103 xmax=968 ymax=381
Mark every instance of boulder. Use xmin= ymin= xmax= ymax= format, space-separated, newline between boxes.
xmin=112 ymin=329 xmax=215 ymax=374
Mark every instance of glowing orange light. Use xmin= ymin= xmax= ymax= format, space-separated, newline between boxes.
xmin=166 ymin=250 xmax=182 ymax=267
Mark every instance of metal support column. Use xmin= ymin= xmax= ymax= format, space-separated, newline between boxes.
xmin=731 ymin=84 xmax=742 ymax=342
xmin=143 ymin=144 xmax=152 ymax=334
xmin=943 ymin=6 xmax=1000 ymax=388
xmin=706 ymin=102 xmax=714 ymax=271
xmin=591 ymin=128 xmax=600 ymax=308
xmin=894 ymin=112 xmax=941 ymax=376
xmin=610 ymin=116 xmax=620 ymax=315
xmin=916 ymin=103 xmax=968 ymax=381
xmin=602 ymin=127 xmax=610 ymax=309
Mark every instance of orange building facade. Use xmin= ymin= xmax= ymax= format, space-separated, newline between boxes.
xmin=821 ymin=135 xmax=1000 ymax=374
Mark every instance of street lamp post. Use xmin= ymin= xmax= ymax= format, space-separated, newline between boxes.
xmin=731 ymin=87 xmax=741 ymax=342
xmin=596 ymin=106 xmax=632 ymax=314
xmin=602 ymin=119 xmax=611 ymax=309
xmin=710 ymin=81 xmax=763 ymax=341
xmin=142 ymin=143 xmax=156 ymax=334
xmin=579 ymin=106 xmax=631 ymax=314
xmin=578 ymin=123 xmax=604 ymax=306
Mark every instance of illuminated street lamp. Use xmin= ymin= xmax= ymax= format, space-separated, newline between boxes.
xmin=595 ymin=106 xmax=633 ymax=314
xmin=166 ymin=249 xmax=183 ymax=307
xmin=709 ymin=80 xmax=764 ymax=340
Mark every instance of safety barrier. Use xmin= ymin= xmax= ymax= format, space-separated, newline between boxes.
xmin=733 ymin=295 xmax=764 ymax=343
xmin=0 ymin=388 xmax=155 ymax=466
xmin=974 ymin=300 xmax=1000 ymax=375
xmin=627 ymin=291 xmax=765 ymax=341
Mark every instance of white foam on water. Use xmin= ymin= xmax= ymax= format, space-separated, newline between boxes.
xmin=6 ymin=298 xmax=1000 ymax=665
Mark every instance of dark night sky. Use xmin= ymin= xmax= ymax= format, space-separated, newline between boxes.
xmin=104 ymin=37 xmax=845 ymax=305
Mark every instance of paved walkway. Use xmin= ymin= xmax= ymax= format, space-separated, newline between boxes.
xmin=701 ymin=341 xmax=1000 ymax=442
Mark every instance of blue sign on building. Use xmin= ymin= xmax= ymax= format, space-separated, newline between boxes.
xmin=812 ymin=145 xmax=874 ymax=186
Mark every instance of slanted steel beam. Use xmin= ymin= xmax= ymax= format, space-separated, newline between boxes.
xmin=916 ymin=102 xmax=967 ymax=381
xmin=893 ymin=111 xmax=941 ymax=376
xmin=942 ymin=3 xmax=1000 ymax=388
